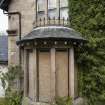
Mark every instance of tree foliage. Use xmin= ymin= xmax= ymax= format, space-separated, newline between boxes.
xmin=0 ymin=66 xmax=23 ymax=105
xmin=68 ymin=0 xmax=105 ymax=104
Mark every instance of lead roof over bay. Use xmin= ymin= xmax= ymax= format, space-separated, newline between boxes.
xmin=17 ymin=26 xmax=86 ymax=45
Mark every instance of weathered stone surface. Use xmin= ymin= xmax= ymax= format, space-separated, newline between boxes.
xmin=38 ymin=52 xmax=51 ymax=102
xmin=8 ymin=0 xmax=36 ymax=65
xmin=56 ymin=51 xmax=68 ymax=97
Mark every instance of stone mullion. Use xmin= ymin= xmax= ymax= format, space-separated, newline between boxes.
xmin=23 ymin=49 xmax=28 ymax=97
xmin=56 ymin=0 xmax=60 ymax=19
xmin=69 ymin=47 xmax=75 ymax=98
xmin=45 ymin=0 xmax=48 ymax=20
xmin=33 ymin=48 xmax=38 ymax=101
xmin=51 ymin=48 xmax=56 ymax=102
xmin=20 ymin=48 xmax=24 ymax=90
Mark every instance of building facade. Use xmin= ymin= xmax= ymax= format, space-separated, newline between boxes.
xmin=0 ymin=35 xmax=8 ymax=97
xmin=0 ymin=0 xmax=86 ymax=105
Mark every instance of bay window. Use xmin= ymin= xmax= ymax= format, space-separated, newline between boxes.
xmin=36 ymin=0 xmax=69 ymax=21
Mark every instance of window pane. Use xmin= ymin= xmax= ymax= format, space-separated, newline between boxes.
xmin=48 ymin=0 xmax=57 ymax=9
xmin=60 ymin=0 xmax=68 ymax=7
xmin=60 ymin=8 xmax=68 ymax=19
xmin=37 ymin=0 xmax=46 ymax=11
xmin=48 ymin=9 xmax=57 ymax=19
xmin=37 ymin=11 xmax=45 ymax=19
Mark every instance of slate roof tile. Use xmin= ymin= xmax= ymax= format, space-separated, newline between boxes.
xmin=0 ymin=36 xmax=8 ymax=62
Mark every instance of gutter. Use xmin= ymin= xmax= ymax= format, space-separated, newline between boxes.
xmin=3 ymin=11 xmax=22 ymax=40
xmin=3 ymin=10 xmax=22 ymax=66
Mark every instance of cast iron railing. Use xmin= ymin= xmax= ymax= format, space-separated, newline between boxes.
xmin=34 ymin=17 xmax=70 ymax=27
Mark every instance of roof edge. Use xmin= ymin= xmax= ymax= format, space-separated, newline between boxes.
xmin=17 ymin=26 xmax=87 ymax=45
xmin=0 ymin=0 xmax=11 ymax=11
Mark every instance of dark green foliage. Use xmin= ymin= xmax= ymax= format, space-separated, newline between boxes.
xmin=0 ymin=66 xmax=23 ymax=92
xmin=5 ymin=91 xmax=22 ymax=105
xmin=0 ymin=66 xmax=23 ymax=105
xmin=0 ymin=98 xmax=6 ymax=105
xmin=68 ymin=0 xmax=105 ymax=105
xmin=0 ymin=92 xmax=22 ymax=105
xmin=53 ymin=97 xmax=72 ymax=105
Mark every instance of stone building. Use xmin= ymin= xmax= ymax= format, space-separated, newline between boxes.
xmin=0 ymin=35 xmax=8 ymax=97
xmin=0 ymin=0 xmax=86 ymax=104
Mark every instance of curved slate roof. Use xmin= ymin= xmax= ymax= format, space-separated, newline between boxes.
xmin=0 ymin=0 xmax=11 ymax=11
xmin=17 ymin=26 xmax=86 ymax=45
xmin=0 ymin=36 xmax=8 ymax=63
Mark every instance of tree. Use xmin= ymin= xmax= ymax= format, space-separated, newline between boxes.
xmin=0 ymin=66 xmax=23 ymax=105
xmin=68 ymin=0 xmax=105 ymax=105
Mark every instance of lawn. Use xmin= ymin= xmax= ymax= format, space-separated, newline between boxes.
xmin=0 ymin=98 xmax=6 ymax=105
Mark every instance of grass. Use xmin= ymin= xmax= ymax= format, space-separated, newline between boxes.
xmin=0 ymin=98 xmax=7 ymax=105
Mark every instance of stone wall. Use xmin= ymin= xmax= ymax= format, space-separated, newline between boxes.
xmin=8 ymin=0 xmax=36 ymax=35
xmin=23 ymin=47 xmax=77 ymax=103
xmin=8 ymin=0 xmax=36 ymax=65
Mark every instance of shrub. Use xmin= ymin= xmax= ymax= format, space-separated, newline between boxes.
xmin=53 ymin=97 xmax=72 ymax=105
xmin=0 ymin=66 xmax=23 ymax=105
xmin=68 ymin=0 xmax=105 ymax=104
